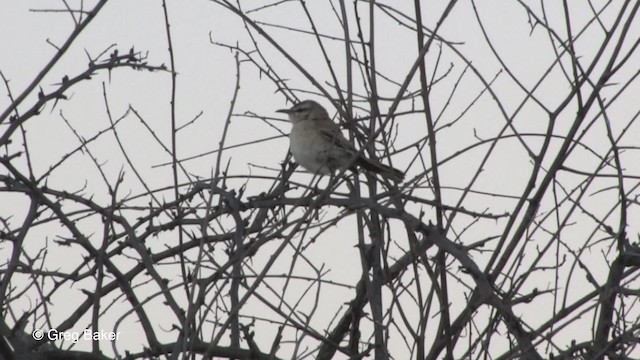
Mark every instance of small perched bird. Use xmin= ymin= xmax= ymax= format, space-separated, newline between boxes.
xmin=277 ymin=100 xmax=404 ymax=182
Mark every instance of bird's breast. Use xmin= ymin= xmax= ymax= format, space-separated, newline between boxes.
xmin=290 ymin=123 xmax=332 ymax=174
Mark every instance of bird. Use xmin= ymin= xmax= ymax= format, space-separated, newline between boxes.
xmin=277 ymin=100 xmax=404 ymax=182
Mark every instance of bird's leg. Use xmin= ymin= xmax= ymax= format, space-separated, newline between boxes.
xmin=326 ymin=172 xmax=341 ymax=194
xmin=344 ymin=176 xmax=357 ymax=200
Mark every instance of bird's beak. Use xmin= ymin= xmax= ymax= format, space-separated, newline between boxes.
xmin=276 ymin=109 xmax=293 ymax=114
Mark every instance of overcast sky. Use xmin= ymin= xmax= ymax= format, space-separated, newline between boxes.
xmin=1 ymin=1 xmax=639 ymax=358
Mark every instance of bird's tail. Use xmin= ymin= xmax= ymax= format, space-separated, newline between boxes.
xmin=357 ymin=157 xmax=405 ymax=182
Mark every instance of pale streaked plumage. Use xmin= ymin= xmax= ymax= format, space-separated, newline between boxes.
xmin=277 ymin=100 xmax=404 ymax=182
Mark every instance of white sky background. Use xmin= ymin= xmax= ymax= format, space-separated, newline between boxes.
xmin=1 ymin=0 xmax=639 ymax=358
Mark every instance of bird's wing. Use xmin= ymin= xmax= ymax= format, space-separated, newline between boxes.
xmin=317 ymin=126 xmax=356 ymax=153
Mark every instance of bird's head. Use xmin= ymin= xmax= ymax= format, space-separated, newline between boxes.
xmin=277 ymin=100 xmax=330 ymax=123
